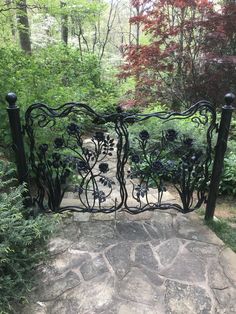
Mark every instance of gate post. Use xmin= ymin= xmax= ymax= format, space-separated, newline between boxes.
xmin=205 ymin=93 xmax=235 ymax=220
xmin=6 ymin=92 xmax=29 ymax=186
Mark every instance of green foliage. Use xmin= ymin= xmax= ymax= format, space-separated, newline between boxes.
xmin=0 ymin=44 xmax=119 ymax=150
xmin=218 ymin=116 xmax=236 ymax=198
xmin=128 ymin=103 xmax=216 ymax=150
xmin=220 ymin=151 xmax=236 ymax=197
xmin=0 ymin=159 xmax=58 ymax=313
xmin=206 ymin=219 xmax=236 ymax=253
xmin=40 ymin=0 xmax=106 ymax=18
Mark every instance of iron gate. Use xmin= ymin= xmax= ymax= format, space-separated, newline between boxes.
xmin=6 ymin=93 xmax=235 ymax=218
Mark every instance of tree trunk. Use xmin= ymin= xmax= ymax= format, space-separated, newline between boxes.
xmin=61 ymin=1 xmax=69 ymax=45
xmin=136 ymin=6 xmax=140 ymax=47
xmin=5 ymin=0 xmax=16 ymax=39
xmin=16 ymin=0 xmax=31 ymax=53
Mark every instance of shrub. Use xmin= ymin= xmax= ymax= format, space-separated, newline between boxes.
xmin=128 ymin=103 xmax=217 ymax=150
xmin=0 ymin=159 xmax=58 ymax=313
xmin=220 ymin=151 xmax=236 ymax=197
xmin=0 ymin=44 xmax=119 ymax=152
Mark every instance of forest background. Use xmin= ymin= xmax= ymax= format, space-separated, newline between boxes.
xmin=0 ymin=0 xmax=236 ymax=193
xmin=0 ymin=1 xmax=236 ymax=311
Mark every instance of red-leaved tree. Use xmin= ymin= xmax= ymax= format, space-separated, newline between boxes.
xmin=120 ymin=0 xmax=236 ymax=108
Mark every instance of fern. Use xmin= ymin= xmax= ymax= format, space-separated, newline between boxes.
xmin=0 ymin=158 xmax=59 ymax=313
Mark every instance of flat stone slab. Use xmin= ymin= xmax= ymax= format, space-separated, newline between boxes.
xmin=165 ymin=280 xmax=212 ymax=314
xmin=36 ymin=271 xmax=81 ymax=302
xmin=110 ymin=299 xmax=160 ymax=314
xmin=143 ymin=212 xmax=174 ymax=240
xmin=73 ymin=212 xmax=91 ymax=222
xmin=213 ymin=286 xmax=236 ymax=314
xmin=117 ymin=267 xmax=164 ymax=307
xmin=159 ymin=247 xmax=206 ymax=283
xmin=71 ymin=221 xmax=120 ymax=252
xmin=21 ymin=211 xmax=236 ymax=314
xmin=122 ymin=210 xmax=154 ymax=221
xmin=51 ymin=249 xmax=91 ymax=274
xmin=68 ymin=273 xmax=114 ymax=313
xmin=80 ymin=254 xmax=109 ymax=281
xmin=155 ymin=238 xmax=181 ymax=266
xmin=48 ymin=237 xmax=73 ymax=255
xmin=116 ymin=221 xmax=151 ymax=242
xmin=174 ymin=212 xmax=224 ymax=245
xmin=135 ymin=243 xmax=159 ymax=269
xmin=219 ymin=247 xmax=236 ymax=287
xmin=105 ymin=243 xmax=131 ymax=279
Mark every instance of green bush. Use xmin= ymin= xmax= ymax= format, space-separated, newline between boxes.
xmin=0 ymin=44 xmax=119 ymax=151
xmin=128 ymin=102 xmax=217 ymax=151
xmin=0 ymin=159 xmax=58 ymax=313
xmin=220 ymin=151 xmax=236 ymax=197
xmin=218 ymin=114 xmax=236 ymax=196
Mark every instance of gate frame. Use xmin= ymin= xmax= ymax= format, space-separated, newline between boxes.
xmin=6 ymin=92 xmax=235 ymax=220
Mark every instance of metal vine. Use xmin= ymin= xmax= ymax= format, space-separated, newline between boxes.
xmin=24 ymin=100 xmax=217 ymax=214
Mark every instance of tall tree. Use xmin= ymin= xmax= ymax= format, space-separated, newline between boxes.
xmin=120 ymin=0 xmax=236 ymax=107
xmin=16 ymin=0 xmax=31 ymax=53
xmin=5 ymin=0 xmax=16 ymax=38
xmin=60 ymin=1 xmax=68 ymax=45
xmin=99 ymin=0 xmax=119 ymax=60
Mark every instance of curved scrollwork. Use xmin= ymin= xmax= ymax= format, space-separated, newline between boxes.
xmin=24 ymin=100 xmax=217 ymax=214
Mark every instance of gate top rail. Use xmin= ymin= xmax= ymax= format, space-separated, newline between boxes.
xmin=24 ymin=99 xmax=216 ymax=127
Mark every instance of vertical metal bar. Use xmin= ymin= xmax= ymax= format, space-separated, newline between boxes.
xmin=205 ymin=93 xmax=235 ymax=220
xmin=6 ymin=92 xmax=29 ymax=185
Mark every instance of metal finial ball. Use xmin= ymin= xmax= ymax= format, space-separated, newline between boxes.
xmin=224 ymin=93 xmax=235 ymax=106
xmin=6 ymin=92 xmax=17 ymax=108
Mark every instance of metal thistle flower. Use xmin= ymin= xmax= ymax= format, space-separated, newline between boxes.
xmin=183 ymin=138 xmax=194 ymax=147
xmin=77 ymin=160 xmax=88 ymax=171
xmin=151 ymin=160 xmax=163 ymax=172
xmin=131 ymin=154 xmax=140 ymax=163
xmin=166 ymin=129 xmax=178 ymax=141
xmin=94 ymin=131 xmax=105 ymax=142
xmin=54 ymin=137 xmax=64 ymax=148
xmin=67 ymin=123 xmax=80 ymax=135
xmin=99 ymin=163 xmax=109 ymax=173
xmin=139 ymin=130 xmax=150 ymax=141
xmin=39 ymin=143 xmax=48 ymax=153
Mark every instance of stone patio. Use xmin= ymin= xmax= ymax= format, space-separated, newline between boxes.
xmin=21 ymin=209 xmax=236 ymax=314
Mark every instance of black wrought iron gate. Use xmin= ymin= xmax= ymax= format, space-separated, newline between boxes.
xmin=6 ymin=93 xmax=235 ymax=219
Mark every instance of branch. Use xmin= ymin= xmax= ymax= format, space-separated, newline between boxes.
xmin=99 ymin=0 xmax=120 ymax=60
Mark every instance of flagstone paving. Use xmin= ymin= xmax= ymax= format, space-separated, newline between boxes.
xmin=21 ymin=209 xmax=236 ymax=314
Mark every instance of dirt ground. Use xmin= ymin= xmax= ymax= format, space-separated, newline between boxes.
xmin=167 ymin=184 xmax=236 ymax=222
